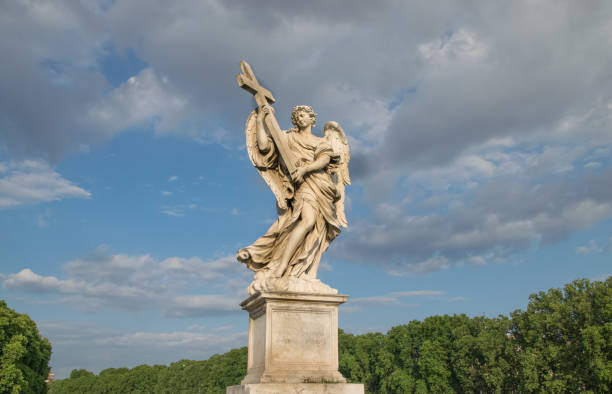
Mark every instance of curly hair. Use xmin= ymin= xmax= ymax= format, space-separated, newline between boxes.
xmin=291 ymin=105 xmax=317 ymax=128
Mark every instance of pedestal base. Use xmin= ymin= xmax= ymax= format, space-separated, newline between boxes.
xmin=227 ymin=291 xmax=364 ymax=393
xmin=241 ymin=291 xmax=347 ymax=384
xmin=227 ymin=383 xmax=365 ymax=394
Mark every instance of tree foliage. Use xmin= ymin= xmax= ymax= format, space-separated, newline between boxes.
xmin=510 ymin=277 xmax=612 ymax=393
xmin=339 ymin=314 xmax=515 ymax=393
xmin=48 ymin=276 xmax=611 ymax=393
xmin=338 ymin=277 xmax=611 ymax=393
xmin=48 ymin=348 xmax=247 ymax=394
xmin=0 ymin=301 xmax=52 ymax=394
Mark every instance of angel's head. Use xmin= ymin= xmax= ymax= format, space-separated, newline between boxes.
xmin=291 ymin=105 xmax=317 ymax=129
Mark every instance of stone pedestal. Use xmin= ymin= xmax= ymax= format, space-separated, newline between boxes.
xmin=227 ymin=291 xmax=364 ymax=393
xmin=227 ymin=383 xmax=365 ymax=394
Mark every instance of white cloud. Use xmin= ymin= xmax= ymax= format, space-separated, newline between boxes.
xmin=160 ymin=203 xmax=196 ymax=217
xmin=387 ymin=256 xmax=451 ymax=275
xmin=88 ymin=68 xmax=189 ymax=136
xmin=575 ymin=237 xmax=612 ymax=255
xmin=390 ymin=290 xmax=444 ymax=297
xmin=585 ymin=162 xmax=602 ymax=169
xmin=351 ymin=290 xmax=445 ymax=306
xmin=467 ymin=256 xmax=486 ymax=266
xmin=165 ymin=295 xmax=238 ymax=318
xmin=65 ymin=246 xmax=158 ymax=283
xmin=2 ymin=246 xmax=249 ymax=316
xmin=349 ymin=295 xmax=412 ymax=307
xmin=346 ymin=289 xmax=455 ymax=312
xmin=3 ymin=269 xmax=63 ymax=293
xmin=334 ymin=163 xmax=612 ymax=273
xmin=403 ymin=140 xmax=589 ymax=197
xmin=0 ymin=160 xmax=90 ymax=208
xmin=161 ymin=208 xmax=183 ymax=217
xmin=37 ymin=210 xmax=50 ymax=227
xmin=318 ymin=261 xmax=333 ymax=272
xmin=97 ymin=329 xmax=242 ymax=348
xmin=159 ymin=255 xmax=244 ymax=282
xmin=3 ymin=268 xmax=158 ymax=308
xmin=575 ymin=240 xmax=603 ymax=255
xmin=315 ymin=82 xmax=394 ymax=144
xmin=186 ymin=324 xmax=207 ymax=332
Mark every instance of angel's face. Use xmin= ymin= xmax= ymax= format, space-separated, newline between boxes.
xmin=296 ymin=110 xmax=314 ymax=129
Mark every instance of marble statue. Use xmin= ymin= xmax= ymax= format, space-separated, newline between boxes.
xmin=228 ymin=61 xmax=364 ymax=393
xmin=235 ymin=61 xmax=350 ymax=295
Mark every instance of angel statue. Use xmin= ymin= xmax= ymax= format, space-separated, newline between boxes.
xmin=235 ymin=62 xmax=350 ymax=295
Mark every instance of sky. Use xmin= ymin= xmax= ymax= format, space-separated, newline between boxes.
xmin=1 ymin=0 xmax=611 ymax=379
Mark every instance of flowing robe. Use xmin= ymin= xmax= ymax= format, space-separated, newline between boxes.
xmin=242 ymin=127 xmax=342 ymax=279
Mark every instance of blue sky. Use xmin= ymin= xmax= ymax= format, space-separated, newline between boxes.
xmin=1 ymin=0 xmax=611 ymax=378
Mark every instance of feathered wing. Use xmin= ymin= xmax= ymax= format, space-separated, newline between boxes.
xmin=245 ymin=109 xmax=292 ymax=210
xmin=324 ymin=121 xmax=350 ymax=227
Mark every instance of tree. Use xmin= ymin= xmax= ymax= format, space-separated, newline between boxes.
xmin=68 ymin=370 xmax=94 ymax=380
xmin=0 ymin=300 xmax=52 ymax=394
xmin=378 ymin=314 xmax=515 ymax=394
xmin=339 ymin=330 xmax=391 ymax=393
xmin=48 ymin=347 xmax=248 ymax=394
xmin=511 ymin=277 xmax=612 ymax=393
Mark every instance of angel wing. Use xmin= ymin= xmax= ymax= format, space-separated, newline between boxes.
xmin=324 ymin=121 xmax=350 ymax=227
xmin=245 ymin=109 xmax=293 ymax=210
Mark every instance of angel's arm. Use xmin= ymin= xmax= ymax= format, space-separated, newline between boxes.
xmin=292 ymin=153 xmax=331 ymax=184
xmin=256 ymin=106 xmax=273 ymax=153
xmin=303 ymin=154 xmax=331 ymax=174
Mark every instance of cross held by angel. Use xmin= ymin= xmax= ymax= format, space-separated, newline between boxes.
xmin=235 ymin=61 xmax=350 ymax=295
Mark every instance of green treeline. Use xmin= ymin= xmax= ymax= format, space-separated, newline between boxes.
xmin=48 ymin=349 xmax=247 ymax=394
xmin=49 ymin=277 xmax=611 ymax=393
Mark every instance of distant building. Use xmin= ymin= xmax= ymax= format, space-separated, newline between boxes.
xmin=45 ymin=372 xmax=55 ymax=384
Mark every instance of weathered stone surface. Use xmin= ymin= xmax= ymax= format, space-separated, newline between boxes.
xmin=246 ymin=276 xmax=339 ymax=296
xmin=227 ymin=383 xmax=365 ymax=394
xmin=239 ymin=292 xmax=348 ymax=385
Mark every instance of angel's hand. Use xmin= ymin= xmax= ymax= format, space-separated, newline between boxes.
xmin=260 ymin=104 xmax=274 ymax=118
xmin=291 ymin=167 xmax=306 ymax=184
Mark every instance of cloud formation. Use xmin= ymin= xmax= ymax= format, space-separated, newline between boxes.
xmin=4 ymin=1 xmax=609 ymax=164
xmin=0 ymin=160 xmax=90 ymax=208
xmin=333 ymin=161 xmax=612 ymax=274
xmin=2 ymin=246 xmax=249 ymax=316
xmin=575 ymin=237 xmax=612 ymax=255
xmin=351 ymin=290 xmax=445 ymax=306
xmin=88 ymin=68 xmax=190 ymax=137
xmin=2 ymin=1 xmax=612 ymax=273
xmin=343 ymin=289 xmax=459 ymax=312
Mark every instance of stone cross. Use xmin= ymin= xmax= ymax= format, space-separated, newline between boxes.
xmin=237 ymin=61 xmax=297 ymax=178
